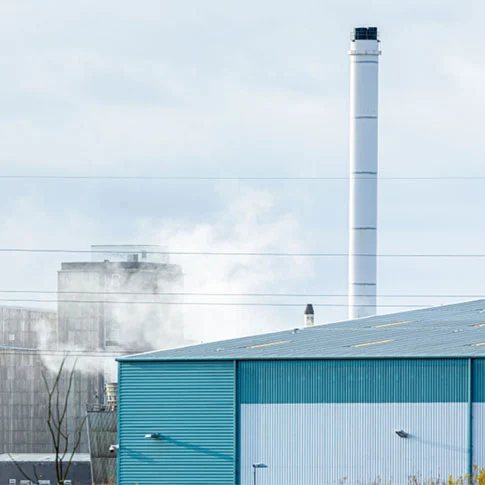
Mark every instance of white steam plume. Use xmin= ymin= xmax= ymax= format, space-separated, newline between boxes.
xmin=20 ymin=186 xmax=314 ymax=378
xmin=137 ymin=186 xmax=314 ymax=344
xmin=34 ymin=317 xmax=110 ymax=376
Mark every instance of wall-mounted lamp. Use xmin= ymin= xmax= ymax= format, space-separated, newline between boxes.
xmin=144 ymin=433 xmax=161 ymax=439
xmin=252 ymin=463 xmax=268 ymax=485
xmin=109 ymin=444 xmax=119 ymax=453
xmin=395 ymin=429 xmax=409 ymax=438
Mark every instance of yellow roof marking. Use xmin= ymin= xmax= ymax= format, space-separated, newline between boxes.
xmin=246 ymin=340 xmax=292 ymax=349
xmin=372 ymin=320 xmax=412 ymax=328
xmin=351 ymin=339 xmax=394 ymax=348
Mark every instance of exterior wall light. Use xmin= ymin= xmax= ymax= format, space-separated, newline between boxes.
xmin=144 ymin=433 xmax=161 ymax=439
xmin=395 ymin=429 xmax=409 ymax=438
xmin=252 ymin=463 xmax=268 ymax=485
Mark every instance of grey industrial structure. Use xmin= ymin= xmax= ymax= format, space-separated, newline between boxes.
xmin=86 ymin=408 xmax=117 ymax=485
xmin=85 ymin=382 xmax=118 ymax=484
xmin=58 ymin=246 xmax=184 ymax=366
xmin=118 ymin=299 xmax=485 ymax=485
xmin=0 ymin=244 xmax=184 ymax=474
xmin=57 ymin=245 xmax=184 ymax=454
xmin=0 ymin=306 xmax=57 ymax=454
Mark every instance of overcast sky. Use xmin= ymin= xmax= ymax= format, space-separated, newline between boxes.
xmin=1 ymin=0 xmax=485 ymax=341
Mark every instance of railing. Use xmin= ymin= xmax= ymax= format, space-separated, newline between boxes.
xmin=86 ymin=403 xmax=116 ymax=412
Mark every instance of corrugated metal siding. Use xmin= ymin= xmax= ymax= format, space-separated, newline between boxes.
xmin=238 ymin=359 xmax=468 ymax=403
xmin=473 ymin=359 xmax=485 ymax=402
xmin=238 ymin=360 xmax=470 ymax=484
xmin=118 ymin=360 xmax=236 ymax=485
xmin=472 ymin=361 xmax=485 ymax=468
xmin=240 ymin=403 xmax=468 ymax=485
xmin=473 ymin=404 xmax=485 ymax=468
xmin=86 ymin=411 xmax=117 ymax=484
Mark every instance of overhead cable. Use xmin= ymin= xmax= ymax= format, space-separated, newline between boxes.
xmin=1 ymin=175 xmax=485 ymax=181
xmin=0 ymin=289 xmax=482 ymax=299
xmin=2 ymin=248 xmax=485 ymax=258
xmin=0 ymin=298 xmax=427 ymax=308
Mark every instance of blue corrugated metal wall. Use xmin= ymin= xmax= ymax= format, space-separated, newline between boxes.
xmin=239 ymin=359 xmax=468 ymax=403
xmin=472 ymin=359 xmax=485 ymax=468
xmin=238 ymin=359 xmax=471 ymax=484
xmin=118 ymin=360 xmax=236 ymax=485
xmin=473 ymin=359 xmax=485 ymax=402
xmin=118 ymin=358 xmax=485 ymax=484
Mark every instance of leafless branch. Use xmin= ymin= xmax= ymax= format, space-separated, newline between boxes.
xmin=64 ymin=414 xmax=87 ymax=479
xmin=13 ymin=354 xmax=86 ymax=485
xmin=7 ymin=453 xmax=39 ymax=484
xmin=40 ymin=354 xmax=87 ymax=484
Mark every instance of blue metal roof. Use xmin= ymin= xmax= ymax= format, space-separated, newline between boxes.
xmin=119 ymin=299 xmax=485 ymax=360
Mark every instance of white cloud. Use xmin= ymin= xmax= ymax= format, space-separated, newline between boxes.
xmin=0 ymin=196 xmax=97 ymax=299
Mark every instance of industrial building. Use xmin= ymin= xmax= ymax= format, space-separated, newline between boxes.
xmin=0 ymin=244 xmax=184 ymax=463
xmin=118 ymin=299 xmax=485 ymax=484
xmin=58 ymin=244 xmax=184 ymax=376
xmin=0 ymin=306 xmax=57 ymax=453
xmin=57 ymin=244 xmax=185 ymax=454
xmin=0 ymin=304 xmax=104 ymax=460
xmin=86 ymin=382 xmax=118 ymax=484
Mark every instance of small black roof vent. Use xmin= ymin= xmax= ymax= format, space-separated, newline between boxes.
xmin=304 ymin=304 xmax=314 ymax=315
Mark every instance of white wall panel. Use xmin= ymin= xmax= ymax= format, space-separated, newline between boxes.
xmin=473 ymin=403 xmax=485 ymax=469
xmin=240 ymin=403 xmax=468 ymax=485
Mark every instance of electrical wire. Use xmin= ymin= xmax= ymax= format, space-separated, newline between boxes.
xmin=0 ymin=289 xmax=482 ymax=299
xmin=2 ymin=248 xmax=485 ymax=258
xmin=1 ymin=175 xmax=485 ymax=181
xmin=0 ymin=298 xmax=427 ymax=308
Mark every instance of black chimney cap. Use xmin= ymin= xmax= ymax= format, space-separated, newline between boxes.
xmin=353 ymin=27 xmax=378 ymax=41
xmin=304 ymin=304 xmax=314 ymax=315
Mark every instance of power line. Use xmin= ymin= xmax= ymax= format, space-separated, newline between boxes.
xmin=1 ymin=175 xmax=485 ymax=181
xmin=0 ymin=289 xmax=482 ymax=299
xmin=2 ymin=247 xmax=485 ymax=258
xmin=0 ymin=298 xmax=427 ymax=308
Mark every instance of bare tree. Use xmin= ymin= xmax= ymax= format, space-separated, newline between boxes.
xmin=9 ymin=354 xmax=87 ymax=485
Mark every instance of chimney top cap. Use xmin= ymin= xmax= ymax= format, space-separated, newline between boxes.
xmin=304 ymin=304 xmax=314 ymax=315
xmin=352 ymin=27 xmax=378 ymax=41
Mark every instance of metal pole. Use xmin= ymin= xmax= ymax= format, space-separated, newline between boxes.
xmin=253 ymin=467 xmax=257 ymax=485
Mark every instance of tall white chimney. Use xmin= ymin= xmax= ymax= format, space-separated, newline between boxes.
xmin=348 ymin=27 xmax=380 ymax=319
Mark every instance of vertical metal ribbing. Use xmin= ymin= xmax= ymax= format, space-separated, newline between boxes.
xmin=348 ymin=28 xmax=381 ymax=319
xmin=235 ymin=360 xmax=240 ymax=485
xmin=118 ymin=360 xmax=236 ymax=484
xmin=468 ymin=358 xmax=473 ymax=481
